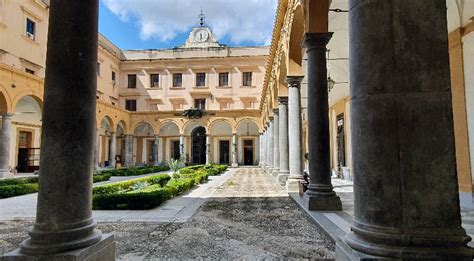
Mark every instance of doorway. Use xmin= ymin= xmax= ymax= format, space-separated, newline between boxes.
xmin=219 ymin=140 xmax=230 ymax=165
xmin=336 ymin=113 xmax=346 ymax=172
xmin=191 ymin=127 xmax=206 ymax=164
xmin=172 ymin=140 xmax=180 ymax=160
xmin=243 ymin=139 xmax=254 ymax=166
xmin=17 ymin=131 xmax=32 ymax=172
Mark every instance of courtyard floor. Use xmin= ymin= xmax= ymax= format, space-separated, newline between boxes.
xmin=0 ymin=168 xmax=335 ymax=260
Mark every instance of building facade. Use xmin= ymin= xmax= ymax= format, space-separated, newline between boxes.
xmin=0 ymin=0 xmax=268 ymax=177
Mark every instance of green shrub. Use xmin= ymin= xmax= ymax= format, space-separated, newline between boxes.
xmin=97 ymin=165 xmax=169 ymax=177
xmin=93 ymin=174 xmax=171 ymax=195
xmin=93 ymin=188 xmax=173 ymax=210
xmin=93 ymin=173 xmax=111 ymax=183
xmin=0 ymin=177 xmax=38 ymax=186
xmin=0 ymin=183 xmax=38 ymax=199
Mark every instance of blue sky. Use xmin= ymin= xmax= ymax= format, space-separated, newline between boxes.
xmin=98 ymin=0 xmax=277 ymax=50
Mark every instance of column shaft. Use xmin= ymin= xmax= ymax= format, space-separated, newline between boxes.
xmin=303 ymin=33 xmax=341 ymax=211
xmin=231 ymin=134 xmax=238 ymax=167
xmin=272 ymin=110 xmax=280 ymax=176
xmin=286 ymin=76 xmax=304 ymax=191
xmin=19 ymin=0 xmax=103 ymax=255
xmin=94 ymin=130 xmax=100 ymax=169
xmin=277 ymin=97 xmax=289 ymax=185
xmin=344 ymin=0 xmax=472 ymax=259
xmin=266 ymin=120 xmax=274 ymax=173
xmin=0 ymin=114 xmax=12 ymax=177
xmin=124 ymin=135 xmax=133 ymax=166
xmin=205 ymin=135 xmax=210 ymax=165
xmin=109 ymin=132 xmax=116 ymax=167
xmin=179 ymin=135 xmax=184 ymax=161
xmin=153 ymin=135 xmax=160 ymax=166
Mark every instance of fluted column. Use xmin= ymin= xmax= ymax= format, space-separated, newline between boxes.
xmin=109 ymin=132 xmax=116 ymax=167
xmin=14 ymin=0 xmax=114 ymax=258
xmin=266 ymin=119 xmax=274 ymax=173
xmin=277 ymin=97 xmax=289 ymax=185
xmin=303 ymin=33 xmax=342 ymax=211
xmin=124 ymin=135 xmax=133 ymax=166
xmin=341 ymin=1 xmax=472 ymax=259
xmin=153 ymin=135 xmax=160 ymax=166
xmin=205 ymin=134 xmax=211 ymax=164
xmin=286 ymin=76 xmax=304 ymax=192
xmin=231 ymin=134 xmax=238 ymax=167
xmin=272 ymin=110 xmax=280 ymax=177
xmin=0 ymin=113 xmax=12 ymax=178
xmin=179 ymin=135 xmax=184 ymax=161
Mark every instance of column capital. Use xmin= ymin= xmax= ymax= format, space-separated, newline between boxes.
xmin=278 ymin=96 xmax=288 ymax=105
xmin=273 ymin=108 xmax=279 ymax=114
xmin=302 ymin=32 xmax=333 ymax=50
xmin=0 ymin=113 xmax=13 ymax=118
xmin=286 ymin=75 xmax=304 ymax=88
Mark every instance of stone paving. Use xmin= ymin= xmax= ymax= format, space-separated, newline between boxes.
xmin=0 ymin=167 xmax=335 ymax=259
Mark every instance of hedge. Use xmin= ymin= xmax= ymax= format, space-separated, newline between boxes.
xmin=93 ymin=173 xmax=112 ymax=183
xmin=98 ymin=165 xmax=170 ymax=177
xmin=92 ymin=165 xmax=228 ymax=210
xmin=0 ymin=177 xmax=39 ymax=186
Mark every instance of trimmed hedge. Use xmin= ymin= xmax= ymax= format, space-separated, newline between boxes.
xmin=98 ymin=165 xmax=170 ymax=177
xmin=92 ymin=164 xmax=228 ymax=210
xmin=93 ymin=173 xmax=112 ymax=183
xmin=0 ymin=183 xmax=38 ymax=199
xmin=0 ymin=177 xmax=39 ymax=186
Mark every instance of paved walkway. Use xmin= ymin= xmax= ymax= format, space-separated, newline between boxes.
xmin=292 ymin=177 xmax=474 ymax=248
xmin=0 ymin=170 xmax=233 ymax=222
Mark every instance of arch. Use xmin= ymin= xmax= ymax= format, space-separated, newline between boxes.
xmin=0 ymin=85 xmax=12 ymax=113
xmin=191 ymin=126 xmax=207 ymax=164
xmin=183 ymin=120 xmax=207 ymax=135
xmin=208 ymin=118 xmax=233 ymax=133
xmin=116 ymin=120 xmax=127 ymax=135
xmin=13 ymin=95 xmax=43 ymax=123
xmin=209 ymin=119 xmax=233 ymax=136
xmin=11 ymin=91 xmax=43 ymax=112
xmin=133 ymin=122 xmax=155 ymax=137
xmin=287 ymin=3 xmax=305 ymax=76
xmin=131 ymin=120 xmax=156 ymax=135
xmin=235 ymin=118 xmax=260 ymax=136
xmin=158 ymin=121 xmax=180 ymax=137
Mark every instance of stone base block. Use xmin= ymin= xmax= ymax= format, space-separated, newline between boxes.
xmin=276 ymin=173 xmax=289 ymax=186
xmin=271 ymin=169 xmax=280 ymax=177
xmin=2 ymin=234 xmax=115 ymax=261
xmin=285 ymin=179 xmax=301 ymax=192
xmin=336 ymin=238 xmax=380 ymax=261
xmin=305 ymin=194 xmax=342 ymax=211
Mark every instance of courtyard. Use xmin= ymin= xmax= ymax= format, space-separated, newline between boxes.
xmin=0 ymin=168 xmax=335 ymax=260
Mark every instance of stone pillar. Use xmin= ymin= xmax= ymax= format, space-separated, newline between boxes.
xmin=6 ymin=1 xmax=115 ymax=259
xmin=277 ymin=97 xmax=289 ymax=185
xmin=340 ymin=1 xmax=472 ymax=259
xmin=258 ymin=133 xmax=263 ymax=166
xmin=205 ymin=134 xmax=211 ymax=165
xmin=266 ymin=119 xmax=274 ymax=173
xmin=153 ymin=135 xmax=159 ymax=166
xmin=272 ymin=110 xmax=280 ymax=177
xmin=124 ymin=135 xmax=133 ymax=166
xmin=109 ymin=132 xmax=116 ymax=167
xmin=231 ymin=134 xmax=238 ymax=167
xmin=286 ymin=76 xmax=304 ymax=192
xmin=0 ymin=113 xmax=12 ymax=178
xmin=179 ymin=135 xmax=184 ymax=161
xmin=260 ymin=131 xmax=266 ymax=167
xmin=303 ymin=33 xmax=342 ymax=211
xmin=94 ymin=129 xmax=100 ymax=169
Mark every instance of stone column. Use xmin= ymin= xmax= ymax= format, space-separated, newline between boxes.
xmin=124 ymin=135 xmax=133 ymax=166
xmin=277 ymin=97 xmax=289 ymax=185
xmin=94 ymin=129 xmax=100 ymax=169
xmin=153 ymin=135 xmax=160 ymax=166
xmin=179 ymin=135 xmax=184 ymax=161
xmin=286 ymin=76 xmax=304 ymax=192
xmin=231 ymin=134 xmax=238 ymax=167
xmin=206 ymin=134 xmax=211 ymax=165
xmin=258 ymin=133 xmax=263 ymax=166
xmin=0 ymin=113 xmax=12 ymax=178
xmin=266 ymin=119 xmax=274 ymax=173
xmin=303 ymin=33 xmax=342 ymax=211
xmin=272 ymin=110 xmax=280 ymax=177
xmin=341 ymin=1 xmax=472 ymax=259
xmin=9 ymin=0 xmax=115 ymax=259
xmin=109 ymin=132 xmax=116 ymax=168
xmin=260 ymin=131 xmax=266 ymax=167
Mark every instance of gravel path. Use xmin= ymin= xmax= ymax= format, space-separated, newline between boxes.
xmin=0 ymin=168 xmax=335 ymax=260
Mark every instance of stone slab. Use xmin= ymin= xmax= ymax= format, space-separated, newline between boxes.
xmin=2 ymin=234 xmax=115 ymax=261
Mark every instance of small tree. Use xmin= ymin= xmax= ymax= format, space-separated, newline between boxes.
xmin=167 ymin=157 xmax=185 ymax=174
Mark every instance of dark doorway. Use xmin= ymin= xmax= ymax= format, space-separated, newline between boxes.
xmin=219 ymin=140 xmax=230 ymax=165
xmin=336 ymin=113 xmax=346 ymax=172
xmin=192 ymin=127 xmax=206 ymax=164
xmin=243 ymin=139 xmax=254 ymax=165
xmin=17 ymin=131 xmax=32 ymax=172
xmin=172 ymin=140 xmax=180 ymax=160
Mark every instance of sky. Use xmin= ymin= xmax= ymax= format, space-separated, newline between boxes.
xmin=98 ymin=0 xmax=278 ymax=50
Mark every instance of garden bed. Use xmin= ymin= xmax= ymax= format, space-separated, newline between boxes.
xmin=97 ymin=165 xmax=170 ymax=177
xmin=92 ymin=164 xmax=228 ymax=210
xmin=0 ymin=173 xmax=112 ymax=199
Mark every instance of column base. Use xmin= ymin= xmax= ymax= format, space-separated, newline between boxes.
xmin=2 ymin=234 xmax=115 ymax=261
xmin=276 ymin=171 xmax=289 ymax=186
xmin=271 ymin=168 xmax=280 ymax=177
xmin=0 ymin=169 xmax=11 ymax=178
xmin=304 ymin=192 xmax=342 ymax=211
xmin=231 ymin=163 xmax=238 ymax=167
xmin=286 ymin=177 xmax=303 ymax=192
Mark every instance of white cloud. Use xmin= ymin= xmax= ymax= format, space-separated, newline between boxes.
xmin=101 ymin=0 xmax=278 ymax=45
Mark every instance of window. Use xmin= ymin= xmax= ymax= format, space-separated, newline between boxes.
xmin=242 ymin=72 xmax=253 ymax=86
xmin=219 ymin=72 xmax=229 ymax=87
xmin=173 ymin=73 xmax=182 ymax=87
xmin=111 ymin=71 xmax=116 ymax=84
xmin=127 ymin=74 xmax=137 ymax=88
xmin=25 ymin=68 xmax=35 ymax=75
xmin=194 ymin=99 xmax=206 ymax=110
xmin=150 ymin=74 xmax=159 ymax=88
xmin=26 ymin=18 xmax=36 ymax=40
xmin=125 ymin=99 xmax=137 ymax=111
xmin=196 ymin=73 xmax=206 ymax=87
xmin=97 ymin=63 xmax=101 ymax=76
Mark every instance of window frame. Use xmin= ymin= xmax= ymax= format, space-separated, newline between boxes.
xmin=150 ymin=73 xmax=160 ymax=88
xmin=196 ymin=73 xmax=206 ymax=87
xmin=127 ymin=74 xmax=137 ymax=89
xmin=125 ymin=99 xmax=137 ymax=112
xmin=172 ymin=73 xmax=183 ymax=88
xmin=26 ymin=18 xmax=36 ymax=40
xmin=242 ymin=72 xmax=253 ymax=87
xmin=218 ymin=72 xmax=229 ymax=87
xmin=194 ymin=98 xmax=206 ymax=110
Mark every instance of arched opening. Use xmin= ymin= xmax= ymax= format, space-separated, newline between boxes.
xmin=0 ymin=92 xmax=8 ymax=114
xmin=209 ymin=120 xmax=233 ymax=165
xmin=99 ymin=116 xmax=114 ymax=167
xmin=159 ymin=121 xmax=181 ymax=162
xmin=236 ymin=119 xmax=260 ymax=166
xmin=116 ymin=121 xmax=127 ymax=164
xmin=133 ymin=122 xmax=154 ymax=166
xmin=13 ymin=96 xmax=43 ymax=172
xmin=191 ymin=126 xmax=206 ymax=165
